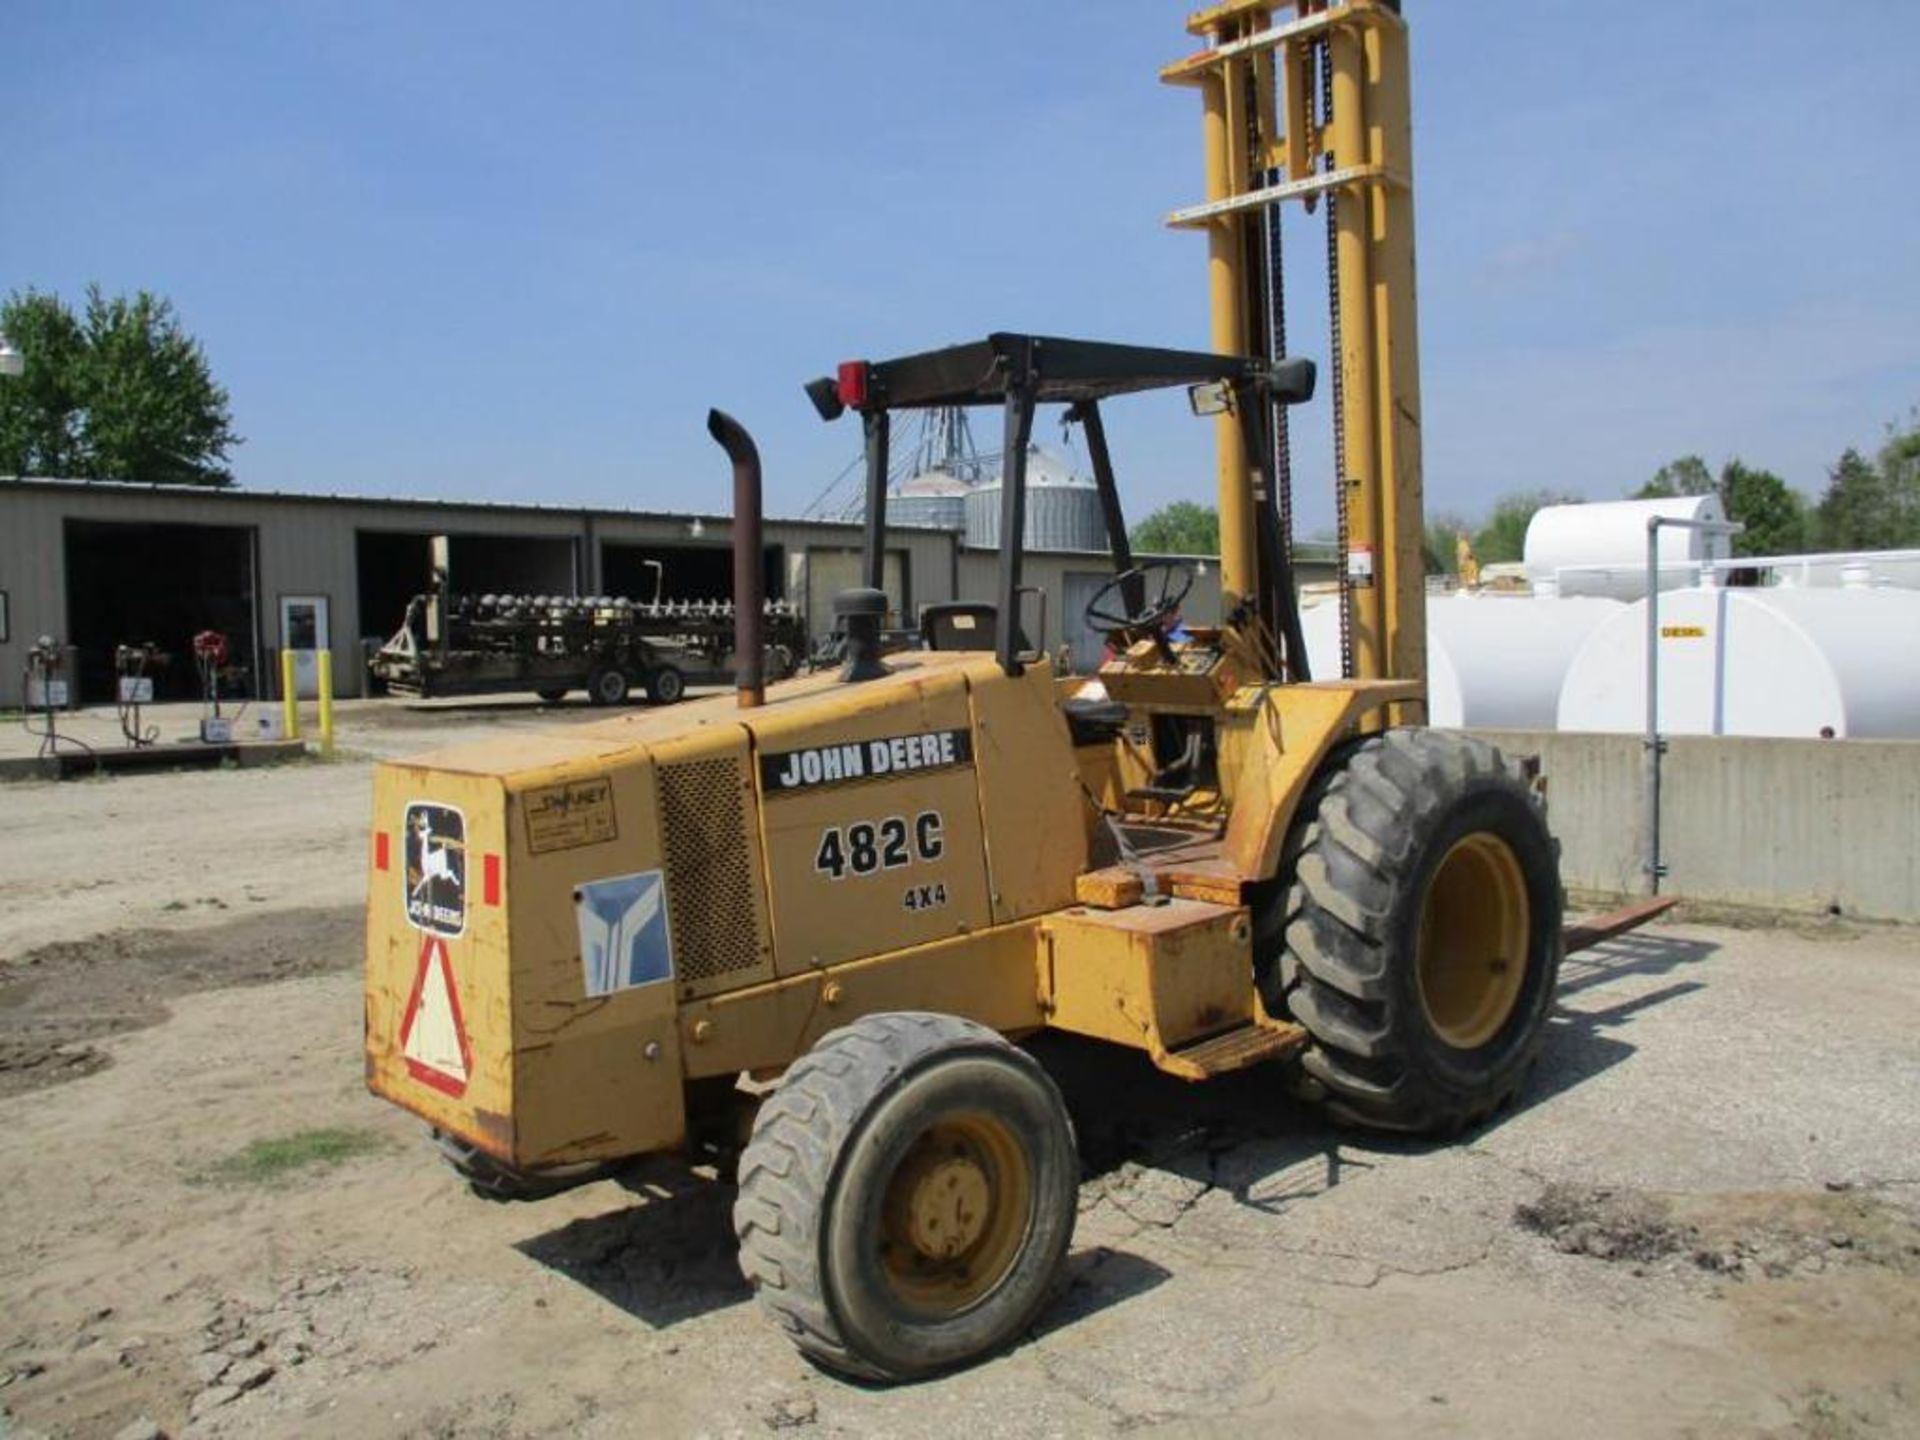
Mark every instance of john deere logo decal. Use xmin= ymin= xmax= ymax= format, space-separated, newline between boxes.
xmin=404 ymin=802 xmax=467 ymax=936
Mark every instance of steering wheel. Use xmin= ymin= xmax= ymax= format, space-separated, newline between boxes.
xmin=1083 ymin=559 xmax=1196 ymax=648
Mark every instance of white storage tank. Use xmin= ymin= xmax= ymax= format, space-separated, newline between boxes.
xmin=1555 ymin=584 xmax=1920 ymax=738
xmin=1524 ymin=496 xmax=1732 ymax=600
xmin=1300 ymin=592 xmax=1622 ymax=728
xmin=1739 ymin=549 xmax=1920 ymax=592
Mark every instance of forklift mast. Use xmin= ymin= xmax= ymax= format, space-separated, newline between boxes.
xmin=1165 ymin=0 xmax=1426 ymax=696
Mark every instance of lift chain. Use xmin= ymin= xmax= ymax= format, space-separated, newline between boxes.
xmin=1318 ymin=31 xmax=1354 ymax=681
xmin=1266 ymin=177 xmax=1295 ymax=597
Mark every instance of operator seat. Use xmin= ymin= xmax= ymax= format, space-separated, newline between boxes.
xmin=1061 ymin=693 xmax=1128 ymax=746
xmin=920 ymin=602 xmax=1027 ymax=654
xmin=921 ymin=601 xmax=1120 ymax=743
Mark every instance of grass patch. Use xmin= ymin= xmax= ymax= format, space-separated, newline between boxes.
xmin=194 ymin=1126 xmax=391 ymax=1186
xmin=295 ymin=743 xmax=372 ymax=765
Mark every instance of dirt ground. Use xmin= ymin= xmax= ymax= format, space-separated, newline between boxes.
xmin=2 ymin=701 xmax=1918 ymax=1439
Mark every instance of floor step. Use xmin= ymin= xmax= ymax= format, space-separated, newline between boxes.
xmin=1156 ymin=1019 xmax=1307 ymax=1081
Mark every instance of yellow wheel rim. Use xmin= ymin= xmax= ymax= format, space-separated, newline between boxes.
xmin=877 ymin=1111 xmax=1032 ymax=1315
xmin=1416 ymin=831 xmax=1531 ymax=1050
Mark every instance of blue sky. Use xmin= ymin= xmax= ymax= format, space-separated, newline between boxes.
xmin=5 ymin=2 xmax=1917 ymax=531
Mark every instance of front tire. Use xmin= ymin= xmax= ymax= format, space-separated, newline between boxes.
xmin=1261 ymin=729 xmax=1563 ymax=1134
xmin=734 ymin=1013 xmax=1078 ymax=1382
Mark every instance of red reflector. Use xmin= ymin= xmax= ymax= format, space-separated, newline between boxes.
xmin=836 ymin=360 xmax=869 ymax=409
xmin=483 ymin=852 xmax=502 ymax=907
xmin=374 ymin=832 xmax=390 ymax=871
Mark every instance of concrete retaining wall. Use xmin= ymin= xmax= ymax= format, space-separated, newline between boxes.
xmin=1467 ymin=729 xmax=1920 ymax=924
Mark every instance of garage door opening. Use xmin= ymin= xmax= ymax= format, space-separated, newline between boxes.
xmin=601 ymin=542 xmax=784 ymax=606
xmin=64 ymin=520 xmax=258 ymax=704
xmin=356 ymin=529 xmax=581 ymax=643
xmin=356 ymin=531 xmax=434 ymax=647
xmin=452 ymin=534 xmax=578 ymax=597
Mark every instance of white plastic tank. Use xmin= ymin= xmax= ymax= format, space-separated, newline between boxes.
xmin=1300 ymin=593 xmax=1623 ymax=728
xmin=1524 ymin=496 xmax=1731 ymax=600
xmin=1555 ymin=584 xmax=1920 ymax=738
xmin=1740 ymin=549 xmax=1920 ymax=592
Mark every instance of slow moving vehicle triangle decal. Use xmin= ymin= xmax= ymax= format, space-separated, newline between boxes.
xmin=399 ymin=934 xmax=473 ymax=1096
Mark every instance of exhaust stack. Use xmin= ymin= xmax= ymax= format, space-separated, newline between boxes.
xmin=706 ymin=408 xmax=765 ymax=709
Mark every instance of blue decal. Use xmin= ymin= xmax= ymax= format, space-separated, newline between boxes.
xmin=576 ymin=870 xmax=673 ymax=997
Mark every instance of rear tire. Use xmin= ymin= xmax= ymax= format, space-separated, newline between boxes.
xmin=586 ymin=665 xmax=630 ymax=706
xmin=536 ymin=688 xmax=568 ymax=704
xmin=645 ymin=664 xmax=686 ymax=705
xmin=1259 ymin=729 xmax=1563 ymax=1134
xmin=733 ymin=1013 xmax=1078 ymax=1382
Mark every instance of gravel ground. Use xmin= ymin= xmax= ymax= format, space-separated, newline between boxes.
xmin=2 ymin=703 xmax=1916 ymax=1439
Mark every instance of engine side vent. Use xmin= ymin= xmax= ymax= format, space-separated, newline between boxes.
xmin=657 ymin=754 xmax=769 ymax=995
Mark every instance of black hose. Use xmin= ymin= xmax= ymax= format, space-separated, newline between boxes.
xmin=19 ymin=666 xmax=97 ymax=761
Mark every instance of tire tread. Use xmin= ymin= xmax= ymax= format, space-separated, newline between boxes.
xmin=1262 ymin=728 xmax=1563 ymax=1134
xmin=733 ymin=1012 xmax=1028 ymax=1380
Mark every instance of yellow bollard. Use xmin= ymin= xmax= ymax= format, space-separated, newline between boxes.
xmin=280 ymin=650 xmax=301 ymax=741
xmin=317 ymin=649 xmax=334 ymax=756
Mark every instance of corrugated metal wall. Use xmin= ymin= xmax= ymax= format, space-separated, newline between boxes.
xmin=0 ymin=479 xmax=1331 ymax=704
xmin=0 ymin=481 xmax=959 ymax=706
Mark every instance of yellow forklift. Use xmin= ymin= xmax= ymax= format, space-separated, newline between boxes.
xmin=364 ymin=0 xmax=1659 ymax=1380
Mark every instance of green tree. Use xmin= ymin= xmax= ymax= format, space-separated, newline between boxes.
xmin=1871 ymin=410 xmax=1920 ymax=546
xmin=1812 ymin=447 xmax=1903 ymax=550
xmin=0 ymin=289 xmax=87 ymax=476
xmin=1635 ymin=454 xmax=1715 ymax=499
xmin=1130 ymin=500 xmax=1219 ymax=556
xmin=1422 ymin=512 xmax=1473 ymax=576
xmin=1472 ymin=489 xmax=1576 ymax=564
xmin=1719 ymin=460 xmax=1808 ymax=557
xmin=0 ymin=285 xmax=240 ymax=485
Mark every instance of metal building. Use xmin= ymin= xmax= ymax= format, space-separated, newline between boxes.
xmin=0 ymin=477 xmax=1336 ymax=707
xmin=0 ymin=478 xmax=947 ymax=707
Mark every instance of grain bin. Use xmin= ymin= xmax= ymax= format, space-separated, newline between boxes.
xmin=1555 ymin=584 xmax=1920 ymax=738
xmin=890 ymin=468 xmax=970 ymax=531
xmin=964 ymin=445 xmax=1106 ymax=552
xmin=1524 ymin=496 xmax=1732 ymax=600
xmin=1301 ymin=592 xmax=1623 ymax=728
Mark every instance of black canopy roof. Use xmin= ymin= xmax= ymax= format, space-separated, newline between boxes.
xmin=848 ymin=332 xmax=1271 ymax=410
xmin=809 ymin=330 xmax=1316 ymax=678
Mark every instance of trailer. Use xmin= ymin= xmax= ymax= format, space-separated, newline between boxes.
xmin=369 ymin=589 xmax=807 ymax=705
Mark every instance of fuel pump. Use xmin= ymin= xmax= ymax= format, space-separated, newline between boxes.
xmin=114 ymin=642 xmax=168 ymax=747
